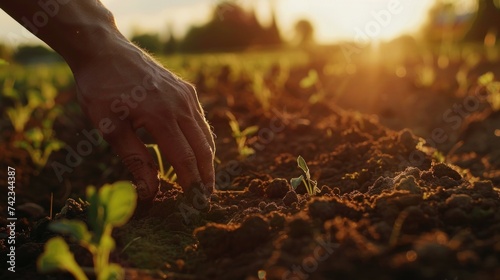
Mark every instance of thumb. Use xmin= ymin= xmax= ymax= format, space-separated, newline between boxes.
xmin=103 ymin=123 xmax=160 ymax=202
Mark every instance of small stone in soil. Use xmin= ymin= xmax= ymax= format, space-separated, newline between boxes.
xmin=431 ymin=163 xmax=462 ymax=180
xmin=282 ymin=190 xmax=299 ymax=206
xmin=265 ymin=178 xmax=291 ymax=199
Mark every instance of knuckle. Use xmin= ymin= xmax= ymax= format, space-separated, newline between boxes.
xmin=176 ymin=152 xmax=198 ymax=169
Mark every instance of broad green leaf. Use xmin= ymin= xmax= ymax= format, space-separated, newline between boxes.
xmin=102 ymin=181 xmax=137 ymax=227
xmin=37 ymin=237 xmax=88 ymax=280
xmin=0 ymin=58 xmax=8 ymax=66
xmin=297 ymin=156 xmax=310 ymax=178
xmin=241 ymin=125 xmax=259 ymax=137
xmin=49 ymin=220 xmax=91 ymax=243
xmin=478 ymin=72 xmax=494 ymax=86
xmin=290 ymin=175 xmax=303 ymax=189
xmin=98 ymin=263 xmax=124 ymax=280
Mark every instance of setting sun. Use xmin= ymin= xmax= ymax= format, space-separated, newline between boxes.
xmin=271 ymin=0 xmax=436 ymax=43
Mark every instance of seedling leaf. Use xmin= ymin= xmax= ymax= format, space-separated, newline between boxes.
xmin=240 ymin=146 xmax=255 ymax=157
xmin=102 ymin=234 xmax=116 ymax=251
xmin=241 ymin=125 xmax=259 ymax=137
xmin=292 ymin=156 xmax=320 ymax=196
xmin=290 ymin=175 xmax=304 ymax=189
xmin=297 ymin=155 xmax=310 ymax=178
xmin=300 ymin=70 xmax=318 ymax=88
xmin=479 ymin=72 xmax=494 ymax=86
xmin=37 ymin=237 xmax=88 ymax=280
xmin=101 ymin=181 xmax=137 ymax=227
xmin=49 ymin=220 xmax=91 ymax=243
xmin=99 ymin=263 xmax=124 ymax=280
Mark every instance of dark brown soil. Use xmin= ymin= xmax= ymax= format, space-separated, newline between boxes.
xmin=1 ymin=49 xmax=500 ymax=280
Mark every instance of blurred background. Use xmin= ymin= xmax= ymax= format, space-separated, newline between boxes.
xmin=1 ymin=0 xmax=499 ymax=208
xmin=0 ymin=0 xmax=493 ymax=60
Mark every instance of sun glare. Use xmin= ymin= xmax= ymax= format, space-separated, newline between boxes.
xmin=274 ymin=0 xmax=437 ymax=43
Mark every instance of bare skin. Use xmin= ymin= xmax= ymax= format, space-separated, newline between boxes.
xmin=0 ymin=0 xmax=215 ymax=201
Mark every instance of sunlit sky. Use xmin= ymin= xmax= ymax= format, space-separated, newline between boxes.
xmin=0 ymin=0 xmax=477 ymax=46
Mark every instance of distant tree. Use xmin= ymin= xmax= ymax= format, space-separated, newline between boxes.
xmin=419 ymin=1 xmax=460 ymax=42
xmin=260 ymin=10 xmax=282 ymax=46
xmin=180 ymin=2 xmax=281 ymax=52
xmin=163 ymin=30 xmax=177 ymax=55
xmin=13 ymin=45 xmax=61 ymax=64
xmin=131 ymin=33 xmax=163 ymax=54
xmin=294 ymin=19 xmax=315 ymax=46
xmin=464 ymin=0 xmax=500 ymax=42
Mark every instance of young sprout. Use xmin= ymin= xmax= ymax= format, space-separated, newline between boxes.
xmin=300 ymin=69 xmax=326 ymax=104
xmin=38 ymin=181 xmax=137 ymax=280
xmin=252 ymin=71 xmax=271 ymax=111
xmin=478 ymin=72 xmax=500 ymax=111
xmin=14 ymin=108 xmax=65 ymax=170
xmin=146 ymin=144 xmax=177 ymax=182
xmin=290 ymin=155 xmax=321 ymax=196
xmin=5 ymin=89 xmax=44 ymax=133
xmin=226 ymin=111 xmax=259 ymax=159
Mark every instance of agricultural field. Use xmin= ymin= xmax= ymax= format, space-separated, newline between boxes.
xmin=0 ymin=42 xmax=500 ymax=280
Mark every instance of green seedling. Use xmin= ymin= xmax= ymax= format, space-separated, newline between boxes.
xmin=146 ymin=144 xmax=177 ymax=182
xmin=252 ymin=71 xmax=271 ymax=111
xmin=300 ymin=69 xmax=326 ymax=104
xmin=14 ymin=108 xmax=64 ymax=170
xmin=38 ymin=181 xmax=137 ymax=280
xmin=3 ymin=65 xmax=69 ymax=133
xmin=290 ymin=155 xmax=320 ymax=196
xmin=432 ymin=150 xmax=446 ymax=163
xmin=6 ymin=103 xmax=35 ymax=133
xmin=226 ymin=111 xmax=259 ymax=159
xmin=478 ymin=72 xmax=500 ymax=111
xmin=5 ymin=89 xmax=45 ymax=133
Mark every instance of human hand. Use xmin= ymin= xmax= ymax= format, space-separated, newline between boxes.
xmin=72 ymin=41 xmax=215 ymax=202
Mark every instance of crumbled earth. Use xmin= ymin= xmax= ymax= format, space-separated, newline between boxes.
xmin=1 ymin=54 xmax=499 ymax=280
xmin=2 ymin=102 xmax=499 ymax=280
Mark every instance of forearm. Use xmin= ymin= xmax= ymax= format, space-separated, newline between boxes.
xmin=0 ymin=0 xmax=127 ymax=70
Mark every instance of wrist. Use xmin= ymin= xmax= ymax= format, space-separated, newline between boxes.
xmin=62 ymin=23 xmax=128 ymax=70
